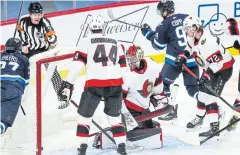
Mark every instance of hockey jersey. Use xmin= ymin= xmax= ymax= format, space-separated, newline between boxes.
xmin=0 ymin=52 xmax=30 ymax=90
xmin=122 ymin=57 xmax=163 ymax=112
xmin=151 ymin=13 xmax=197 ymax=67
xmin=66 ymin=33 xmax=126 ymax=88
xmin=186 ymin=29 xmax=235 ymax=73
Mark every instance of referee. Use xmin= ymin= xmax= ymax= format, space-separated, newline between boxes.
xmin=17 ymin=2 xmax=67 ymax=109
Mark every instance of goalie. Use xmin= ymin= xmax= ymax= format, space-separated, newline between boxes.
xmin=92 ymin=45 xmax=174 ymax=150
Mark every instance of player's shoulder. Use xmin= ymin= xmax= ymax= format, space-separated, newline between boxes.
xmin=15 ymin=53 xmax=29 ymax=64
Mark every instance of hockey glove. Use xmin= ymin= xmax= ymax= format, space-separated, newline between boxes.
xmin=57 ymin=81 xmax=74 ymax=103
xmin=141 ymin=23 xmax=155 ymax=40
xmin=197 ymin=69 xmax=213 ymax=86
xmin=150 ymin=93 xmax=169 ymax=110
xmin=233 ymin=40 xmax=240 ymax=52
xmin=175 ymin=50 xmax=190 ymax=70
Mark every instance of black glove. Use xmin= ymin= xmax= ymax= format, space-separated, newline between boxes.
xmin=197 ymin=69 xmax=213 ymax=86
xmin=233 ymin=40 xmax=240 ymax=51
xmin=141 ymin=23 xmax=155 ymax=40
xmin=57 ymin=81 xmax=74 ymax=102
xmin=175 ymin=50 xmax=190 ymax=70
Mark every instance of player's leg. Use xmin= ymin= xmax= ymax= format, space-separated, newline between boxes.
xmin=103 ymin=86 xmax=127 ymax=155
xmin=199 ymin=67 xmax=233 ymax=137
xmin=1 ymin=83 xmax=22 ymax=134
xmin=76 ymin=87 xmax=102 ymax=155
xmin=227 ymin=70 xmax=240 ymax=131
xmin=158 ymin=63 xmax=181 ymax=120
xmin=182 ymin=66 xmax=204 ymax=129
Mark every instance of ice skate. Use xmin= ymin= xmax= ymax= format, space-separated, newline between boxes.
xmin=117 ymin=143 xmax=127 ymax=155
xmin=78 ymin=143 xmax=88 ymax=155
xmin=199 ymin=122 xmax=219 ymax=137
xmin=186 ymin=115 xmax=204 ymax=131
xmin=226 ymin=115 xmax=239 ymax=132
xmin=158 ymin=104 xmax=178 ymax=121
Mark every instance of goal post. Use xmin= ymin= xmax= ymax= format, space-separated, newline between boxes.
xmin=35 ymin=53 xmax=75 ymax=155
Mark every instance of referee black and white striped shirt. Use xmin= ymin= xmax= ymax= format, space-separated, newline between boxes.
xmin=17 ymin=14 xmax=57 ymax=51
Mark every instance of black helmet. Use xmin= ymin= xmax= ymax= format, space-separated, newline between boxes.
xmin=157 ymin=0 xmax=175 ymax=17
xmin=28 ymin=2 xmax=43 ymax=14
xmin=5 ymin=38 xmax=23 ymax=53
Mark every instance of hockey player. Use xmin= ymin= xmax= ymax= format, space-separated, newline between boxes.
xmin=58 ymin=15 xmax=127 ymax=155
xmin=92 ymin=45 xmax=170 ymax=150
xmin=223 ymin=18 xmax=240 ymax=131
xmin=141 ymin=0 xmax=199 ymax=120
xmin=175 ymin=16 xmax=235 ymax=136
xmin=0 ymin=38 xmax=30 ymax=134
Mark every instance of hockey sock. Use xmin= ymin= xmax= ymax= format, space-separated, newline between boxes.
xmin=206 ymin=102 xmax=219 ymax=123
xmin=234 ymin=93 xmax=240 ymax=112
xmin=196 ymin=101 xmax=206 ymax=117
xmin=76 ymin=116 xmax=91 ymax=145
xmin=107 ymin=115 xmax=126 ymax=146
xmin=0 ymin=121 xmax=9 ymax=134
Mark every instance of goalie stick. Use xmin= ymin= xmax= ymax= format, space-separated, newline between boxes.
xmin=182 ymin=64 xmax=240 ymax=117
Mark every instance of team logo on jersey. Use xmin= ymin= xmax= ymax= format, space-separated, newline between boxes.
xmin=195 ymin=56 xmax=205 ymax=67
xmin=137 ymin=80 xmax=153 ymax=98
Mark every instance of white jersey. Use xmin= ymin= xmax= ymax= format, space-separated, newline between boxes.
xmin=122 ymin=57 xmax=163 ymax=112
xmin=186 ymin=29 xmax=235 ymax=73
xmin=66 ymin=33 xmax=126 ymax=88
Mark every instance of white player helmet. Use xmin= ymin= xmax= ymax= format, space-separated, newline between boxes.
xmin=183 ymin=15 xmax=202 ymax=32
xmin=89 ymin=15 xmax=105 ymax=31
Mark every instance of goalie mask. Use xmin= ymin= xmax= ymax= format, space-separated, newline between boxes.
xmin=126 ymin=45 xmax=144 ymax=69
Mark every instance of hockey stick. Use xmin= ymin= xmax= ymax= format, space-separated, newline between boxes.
xmin=107 ymin=8 xmax=142 ymax=29
xmin=13 ymin=1 xmax=24 ymax=38
xmin=200 ymin=118 xmax=240 ymax=145
xmin=182 ymin=64 xmax=240 ymax=116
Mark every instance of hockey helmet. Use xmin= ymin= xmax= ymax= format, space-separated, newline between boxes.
xmin=183 ymin=16 xmax=202 ymax=32
xmin=89 ymin=15 xmax=105 ymax=31
xmin=5 ymin=38 xmax=23 ymax=53
xmin=157 ymin=0 xmax=175 ymax=17
xmin=126 ymin=45 xmax=144 ymax=69
xmin=28 ymin=2 xmax=43 ymax=14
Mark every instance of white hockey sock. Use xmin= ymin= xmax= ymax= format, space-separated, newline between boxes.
xmin=76 ymin=116 xmax=91 ymax=145
xmin=107 ymin=115 xmax=126 ymax=146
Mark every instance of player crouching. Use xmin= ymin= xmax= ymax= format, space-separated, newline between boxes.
xmin=0 ymin=38 xmax=30 ymax=134
xmin=92 ymin=45 xmax=172 ymax=150
xmin=175 ymin=16 xmax=235 ymax=137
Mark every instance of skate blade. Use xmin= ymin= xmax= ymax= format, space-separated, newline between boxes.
xmin=177 ymin=129 xmax=200 ymax=146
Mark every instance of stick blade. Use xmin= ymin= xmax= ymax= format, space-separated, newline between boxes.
xmin=107 ymin=8 xmax=115 ymax=20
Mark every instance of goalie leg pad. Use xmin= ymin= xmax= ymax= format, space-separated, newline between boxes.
xmin=77 ymin=87 xmax=102 ymax=118
xmin=96 ymin=126 xmax=163 ymax=150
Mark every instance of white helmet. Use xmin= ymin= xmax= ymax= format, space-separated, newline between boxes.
xmin=183 ymin=15 xmax=202 ymax=31
xmin=89 ymin=15 xmax=105 ymax=31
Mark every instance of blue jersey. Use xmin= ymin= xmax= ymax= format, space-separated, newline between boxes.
xmin=0 ymin=51 xmax=30 ymax=89
xmin=151 ymin=13 xmax=196 ymax=67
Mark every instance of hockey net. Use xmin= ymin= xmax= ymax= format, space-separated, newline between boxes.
xmin=0 ymin=48 xmax=91 ymax=155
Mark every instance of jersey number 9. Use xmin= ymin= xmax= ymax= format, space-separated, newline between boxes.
xmin=175 ymin=26 xmax=187 ymax=47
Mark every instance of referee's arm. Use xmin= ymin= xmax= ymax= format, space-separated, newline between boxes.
xmin=17 ymin=17 xmax=28 ymax=46
xmin=42 ymin=17 xmax=57 ymax=47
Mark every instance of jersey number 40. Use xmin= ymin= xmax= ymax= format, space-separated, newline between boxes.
xmin=93 ymin=45 xmax=117 ymax=66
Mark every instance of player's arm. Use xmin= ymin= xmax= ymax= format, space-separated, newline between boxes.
xmin=17 ymin=17 xmax=28 ymax=46
xmin=224 ymin=18 xmax=240 ymax=51
xmin=42 ymin=17 xmax=57 ymax=48
xmin=58 ymin=50 xmax=87 ymax=102
xmin=141 ymin=23 xmax=167 ymax=51
xmin=118 ymin=44 xmax=127 ymax=68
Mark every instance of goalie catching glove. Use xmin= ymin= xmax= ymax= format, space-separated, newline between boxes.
xmin=57 ymin=81 xmax=74 ymax=107
xmin=150 ymin=93 xmax=169 ymax=110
